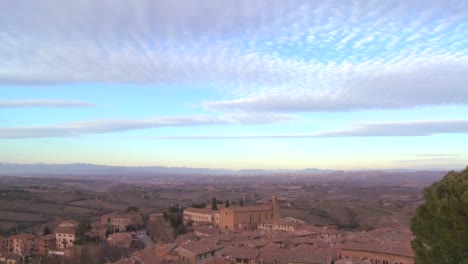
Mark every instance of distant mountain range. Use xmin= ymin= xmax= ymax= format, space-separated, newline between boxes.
xmin=0 ymin=162 xmax=337 ymax=176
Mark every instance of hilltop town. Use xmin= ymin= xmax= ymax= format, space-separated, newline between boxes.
xmin=0 ymin=171 xmax=437 ymax=264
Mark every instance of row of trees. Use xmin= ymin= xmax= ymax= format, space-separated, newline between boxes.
xmin=210 ymin=197 xmax=244 ymax=210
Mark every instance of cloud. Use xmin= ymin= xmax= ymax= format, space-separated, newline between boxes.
xmin=0 ymin=113 xmax=294 ymax=139
xmin=1 ymin=1 xmax=466 ymax=112
xmin=317 ymin=119 xmax=468 ymax=137
xmin=0 ymin=100 xmax=94 ymax=108
xmin=396 ymin=158 xmax=467 ymax=163
xmin=400 ymin=154 xmax=463 ymax=158
xmin=148 ymin=119 xmax=468 ymax=139
xmin=204 ymin=56 xmax=468 ymax=112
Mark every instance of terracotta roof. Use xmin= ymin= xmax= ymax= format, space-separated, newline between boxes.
xmin=223 ymin=245 xmax=258 ymax=259
xmin=39 ymin=234 xmax=56 ymax=241
xmin=55 ymin=226 xmax=76 ymax=235
xmin=341 ymin=242 xmax=414 ymax=257
xmin=58 ymin=220 xmax=79 ymax=227
xmin=222 ymin=205 xmax=272 ymax=213
xmin=193 ymin=226 xmax=221 ymax=236
xmin=335 ymin=258 xmax=372 ymax=264
xmin=184 ymin=207 xmax=216 ymax=214
xmin=9 ymin=234 xmax=36 ymax=240
xmin=255 ymin=244 xmax=328 ymax=264
xmin=205 ymin=258 xmax=230 ymax=264
xmin=289 ymin=244 xmax=328 ymax=264
xmin=178 ymin=240 xmax=223 ymax=255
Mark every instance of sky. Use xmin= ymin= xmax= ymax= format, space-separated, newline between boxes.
xmin=0 ymin=0 xmax=467 ymax=170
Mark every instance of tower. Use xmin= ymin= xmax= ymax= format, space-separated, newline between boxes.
xmin=272 ymin=195 xmax=281 ymax=220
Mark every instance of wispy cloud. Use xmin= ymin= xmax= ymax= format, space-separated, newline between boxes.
xmin=400 ymin=154 xmax=464 ymax=158
xmin=0 ymin=113 xmax=294 ymax=139
xmin=0 ymin=100 xmax=94 ymax=108
xmin=203 ymin=56 xmax=468 ymax=112
xmin=0 ymin=1 xmax=467 ymax=113
xmin=148 ymin=119 xmax=468 ymax=139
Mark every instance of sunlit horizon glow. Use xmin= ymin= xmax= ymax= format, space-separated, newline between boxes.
xmin=1 ymin=1 xmax=467 ymax=170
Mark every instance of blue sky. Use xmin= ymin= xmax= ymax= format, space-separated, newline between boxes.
xmin=0 ymin=0 xmax=467 ymax=170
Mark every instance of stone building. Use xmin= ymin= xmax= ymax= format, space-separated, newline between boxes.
xmin=101 ymin=212 xmax=142 ymax=233
xmin=183 ymin=208 xmax=218 ymax=226
xmin=340 ymin=242 xmax=414 ymax=264
xmin=107 ymin=232 xmax=134 ymax=248
xmin=36 ymin=234 xmax=56 ymax=256
xmin=218 ymin=196 xmax=280 ymax=232
xmin=55 ymin=220 xmax=78 ymax=249
xmin=0 ymin=235 xmax=7 ymax=252
xmin=177 ymin=240 xmax=223 ymax=264
xmin=258 ymin=217 xmax=305 ymax=232
xmin=7 ymin=234 xmax=36 ymax=256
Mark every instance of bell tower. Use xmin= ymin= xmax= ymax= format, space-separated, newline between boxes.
xmin=272 ymin=195 xmax=280 ymax=221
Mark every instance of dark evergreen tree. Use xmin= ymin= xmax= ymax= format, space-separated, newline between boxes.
xmin=225 ymin=199 xmax=230 ymax=207
xmin=411 ymin=167 xmax=468 ymax=264
xmin=239 ymin=199 xmax=244 ymax=207
xmin=43 ymin=226 xmax=51 ymax=235
xmin=74 ymin=220 xmax=92 ymax=245
xmin=211 ymin=197 xmax=218 ymax=210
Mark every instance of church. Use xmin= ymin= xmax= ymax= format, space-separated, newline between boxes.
xmin=183 ymin=196 xmax=281 ymax=232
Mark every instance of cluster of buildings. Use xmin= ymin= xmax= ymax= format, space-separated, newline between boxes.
xmin=112 ymin=196 xmax=414 ymax=264
xmin=183 ymin=196 xmax=281 ymax=232
xmin=0 ymin=220 xmax=80 ymax=263
xmin=0 ymin=211 xmax=144 ymax=263
xmin=0 ymin=196 xmax=415 ymax=264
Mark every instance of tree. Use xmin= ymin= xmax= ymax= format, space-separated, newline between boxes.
xmin=225 ymin=199 xmax=230 ymax=207
xmin=411 ymin=168 xmax=468 ymax=264
xmin=211 ymin=197 xmax=218 ymax=210
xmin=74 ymin=220 xmax=92 ymax=245
xmin=126 ymin=206 xmax=139 ymax=213
xmin=239 ymin=199 xmax=244 ymax=207
xmin=43 ymin=226 xmax=51 ymax=235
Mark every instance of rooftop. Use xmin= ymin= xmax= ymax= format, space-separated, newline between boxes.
xmin=9 ymin=234 xmax=36 ymax=240
xmin=55 ymin=226 xmax=76 ymax=235
xmin=178 ymin=240 xmax=223 ymax=255
xmin=184 ymin=207 xmax=216 ymax=214
xmin=341 ymin=241 xmax=414 ymax=257
xmin=222 ymin=205 xmax=272 ymax=213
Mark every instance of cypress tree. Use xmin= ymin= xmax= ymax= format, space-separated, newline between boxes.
xmin=211 ymin=197 xmax=218 ymax=210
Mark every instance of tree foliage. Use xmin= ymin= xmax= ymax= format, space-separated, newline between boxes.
xmin=411 ymin=168 xmax=468 ymax=264
xmin=74 ymin=220 xmax=92 ymax=245
xmin=212 ymin=197 xmax=218 ymax=210
xmin=43 ymin=226 xmax=51 ymax=235
xmin=125 ymin=206 xmax=139 ymax=213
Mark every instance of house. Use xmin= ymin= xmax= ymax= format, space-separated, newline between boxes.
xmin=258 ymin=217 xmax=305 ymax=232
xmin=340 ymin=242 xmax=414 ymax=264
xmin=107 ymin=232 xmax=134 ymax=248
xmin=7 ymin=234 xmax=36 ymax=256
xmin=0 ymin=253 xmax=21 ymax=264
xmin=222 ymin=245 xmax=258 ymax=264
xmin=89 ymin=222 xmax=107 ymax=241
xmin=183 ymin=208 xmax=217 ymax=226
xmin=36 ymin=234 xmax=56 ymax=256
xmin=55 ymin=225 xmax=76 ymax=249
xmin=101 ymin=212 xmax=142 ymax=233
xmin=0 ymin=235 xmax=7 ymax=252
xmin=177 ymin=240 xmax=224 ymax=264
